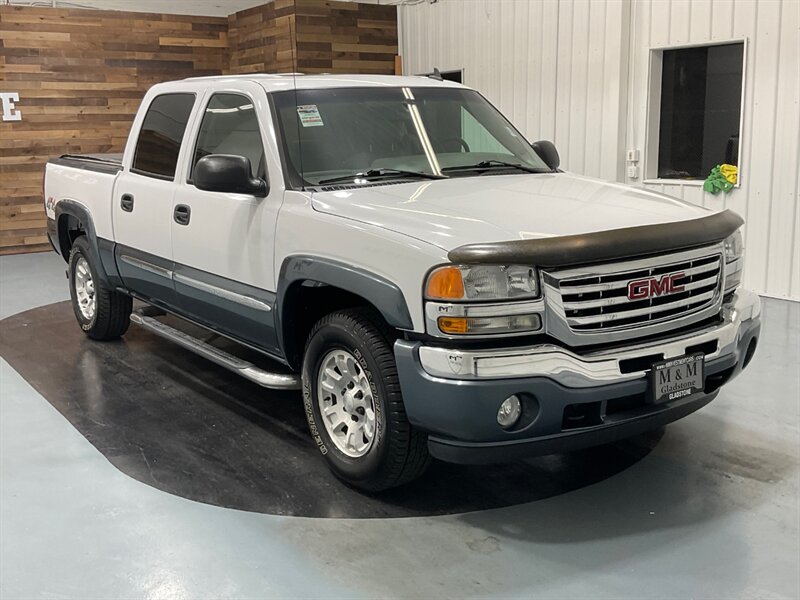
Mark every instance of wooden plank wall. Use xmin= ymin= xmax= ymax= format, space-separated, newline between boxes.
xmin=227 ymin=0 xmax=397 ymax=76
xmin=0 ymin=6 xmax=227 ymax=255
xmin=227 ymin=0 xmax=296 ymax=74
xmin=295 ymin=0 xmax=397 ymax=74
xmin=0 ymin=1 xmax=398 ymax=255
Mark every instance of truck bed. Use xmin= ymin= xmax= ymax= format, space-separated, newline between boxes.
xmin=45 ymin=153 xmax=123 ymax=243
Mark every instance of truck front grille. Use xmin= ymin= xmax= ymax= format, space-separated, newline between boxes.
xmin=556 ymin=253 xmax=722 ymax=332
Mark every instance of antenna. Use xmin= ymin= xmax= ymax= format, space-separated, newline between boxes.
xmin=427 ymin=67 xmax=443 ymax=81
xmin=289 ymin=17 xmax=305 ymax=191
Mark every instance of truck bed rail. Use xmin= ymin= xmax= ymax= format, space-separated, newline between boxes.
xmin=49 ymin=153 xmax=123 ymax=175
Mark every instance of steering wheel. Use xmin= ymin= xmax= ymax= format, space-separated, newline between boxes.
xmin=435 ymin=137 xmax=471 ymax=153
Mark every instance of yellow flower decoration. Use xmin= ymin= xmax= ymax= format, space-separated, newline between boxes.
xmin=720 ymin=164 xmax=738 ymax=184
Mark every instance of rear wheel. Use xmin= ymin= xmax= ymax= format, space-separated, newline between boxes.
xmin=301 ymin=308 xmax=430 ymax=491
xmin=68 ymin=236 xmax=132 ymax=340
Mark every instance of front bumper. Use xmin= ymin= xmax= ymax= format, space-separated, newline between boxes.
xmin=394 ymin=289 xmax=761 ymax=464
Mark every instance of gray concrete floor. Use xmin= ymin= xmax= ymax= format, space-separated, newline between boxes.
xmin=1 ymin=251 xmax=799 ymax=600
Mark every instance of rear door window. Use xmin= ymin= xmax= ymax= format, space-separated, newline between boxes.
xmin=132 ymin=93 xmax=195 ymax=180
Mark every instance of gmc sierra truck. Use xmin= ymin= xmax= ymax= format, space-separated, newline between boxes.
xmin=44 ymin=74 xmax=761 ymax=491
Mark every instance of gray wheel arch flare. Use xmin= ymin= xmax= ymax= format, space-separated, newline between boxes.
xmin=53 ymin=200 xmax=118 ymax=287
xmin=275 ymin=256 xmax=414 ymax=364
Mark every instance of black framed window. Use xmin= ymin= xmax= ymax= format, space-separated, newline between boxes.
xmin=132 ymin=93 xmax=195 ymax=180
xmin=191 ymin=93 xmax=265 ymax=181
xmin=657 ymin=42 xmax=743 ymax=180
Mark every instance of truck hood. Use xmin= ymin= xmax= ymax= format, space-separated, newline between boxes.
xmin=310 ymin=173 xmax=713 ymax=252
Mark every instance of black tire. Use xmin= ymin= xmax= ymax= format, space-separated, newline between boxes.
xmin=302 ymin=307 xmax=430 ymax=491
xmin=68 ymin=236 xmax=132 ymax=341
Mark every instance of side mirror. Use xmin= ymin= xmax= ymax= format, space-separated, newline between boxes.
xmin=194 ymin=154 xmax=268 ymax=197
xmin=532 ymin=140 xmax=560 ymax=171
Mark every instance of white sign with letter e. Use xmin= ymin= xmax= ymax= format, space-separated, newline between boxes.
xmin=0 ymin=93 xmax=22 ymax=122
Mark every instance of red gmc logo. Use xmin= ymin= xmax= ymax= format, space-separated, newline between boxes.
xmin=627 ymin=272 xmax=686 ymax=300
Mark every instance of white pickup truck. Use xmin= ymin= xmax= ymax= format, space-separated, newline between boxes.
xmin=44 ymin=74 xmax=761 ymax=491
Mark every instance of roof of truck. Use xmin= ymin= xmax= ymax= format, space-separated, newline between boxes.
xmin=179 ymin=73 xmax=468 ymax=92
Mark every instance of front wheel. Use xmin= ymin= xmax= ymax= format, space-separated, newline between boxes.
xmin=68 ymin=236 xmax=132 ymax=340
xmin=302 ymin=308 xmax=430 ymax=491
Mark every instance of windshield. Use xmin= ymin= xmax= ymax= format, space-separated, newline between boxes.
xmin=272 ymin=86 xmax=551 ymax=187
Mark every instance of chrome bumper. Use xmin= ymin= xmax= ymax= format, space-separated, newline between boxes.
xmin=418 ymin=289 xmax=761 ymax=388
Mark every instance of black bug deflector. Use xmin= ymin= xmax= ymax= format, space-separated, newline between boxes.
xmin=447 ymin=209 xmax=744 ymax=267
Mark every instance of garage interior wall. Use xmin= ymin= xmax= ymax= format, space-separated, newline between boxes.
xmin=227 ymin=0 xmax=296 ymax=74
xmin=398 ymin=0 xmax=799 ymax=301
xmin=0 ymin=0 xmax=397 ymax=256
xmin=0 ymin=6 xmax=228 ymax=255
xmin=294 ymin=1 xmax=397 ymax=74
xmin=626 ymin=0 xmax=799 ymax=301
xmin=398 ymin=0 xmax=630 ymax=182
xmin=228 ymin=0 xmax=397 ymax=75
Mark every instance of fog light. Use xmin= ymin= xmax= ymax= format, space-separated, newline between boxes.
xmin=497 ymin=395 xmax=522 ymax=428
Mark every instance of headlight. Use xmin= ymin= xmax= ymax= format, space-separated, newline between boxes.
xmin=724 ymin=229 xmax=744 ymax=263
xmin=425 ymin=264 xmax=543 ymax=336
xmin=425 ymin=264 xmax=539 ymax=301
xmin=723 ymin=229 xmax=744 ymax=293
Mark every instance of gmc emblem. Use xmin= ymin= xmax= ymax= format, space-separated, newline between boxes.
xmin=627 ymin=272 xmax=685 ymax=300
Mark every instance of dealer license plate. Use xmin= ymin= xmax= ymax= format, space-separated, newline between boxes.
xmin=651 ymin=353 xmax=704 ymax=404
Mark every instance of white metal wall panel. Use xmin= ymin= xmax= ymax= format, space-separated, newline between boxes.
xmin=398 ymin=0 xmax=629 ymax=182
xmin=625 ymin=0 xmax=800 ymax=299
xmin=399 ymin=0 xmax=799 ymax=300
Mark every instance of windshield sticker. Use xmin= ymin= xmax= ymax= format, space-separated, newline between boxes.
xmin=297 ymin=105 xmax=323 ymax=127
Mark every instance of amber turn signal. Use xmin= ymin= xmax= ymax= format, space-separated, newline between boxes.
xmin=438 ymin=314 xmax=542 ymax=336
xmin=425 ymin=266 xmax=465 ymax=300
xmin=437 ymin=316 xmax=469 ymax=334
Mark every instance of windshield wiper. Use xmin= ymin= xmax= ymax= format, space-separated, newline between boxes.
xmin=441 ymin=160 xmax=545 ymax=174
xmin=317 ymin=168 xmax=446 ymax=185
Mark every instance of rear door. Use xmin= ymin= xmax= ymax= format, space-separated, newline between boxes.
xmin=113 ymin=91 xmax=197 ymax=309
xmin=170 ymin=83 xmax=284 ymax=354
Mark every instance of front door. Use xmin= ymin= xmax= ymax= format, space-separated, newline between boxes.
xmin=170 ymin=85 xmax=284 ymax=355
xmin=113 ymin=92 xmax=197 ymax=309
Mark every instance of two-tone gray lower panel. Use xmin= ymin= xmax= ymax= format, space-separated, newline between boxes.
xmin=393 ymin=315 xmax=760 ymax=464
xmin=119 ymin=253 xmax=173 ymax=280
xmin=426 ymin=392 xmax=718 ymax=464
xmin=115 ymin=245 xmax=178 ymax=308
xmin=172 ymin=263 xmax=279 ymax=354
xmin=115 ymin=245 xmax=280 ymax=356
xmin=173 ymin=272 xmax=271 ymax=313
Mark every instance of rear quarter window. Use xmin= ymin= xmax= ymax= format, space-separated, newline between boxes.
xmin=132 ymin=93 xmax=195 ymax=180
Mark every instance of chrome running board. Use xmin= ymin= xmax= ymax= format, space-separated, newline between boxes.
xmin=129 ymin=309 xmax=301 ymax=390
